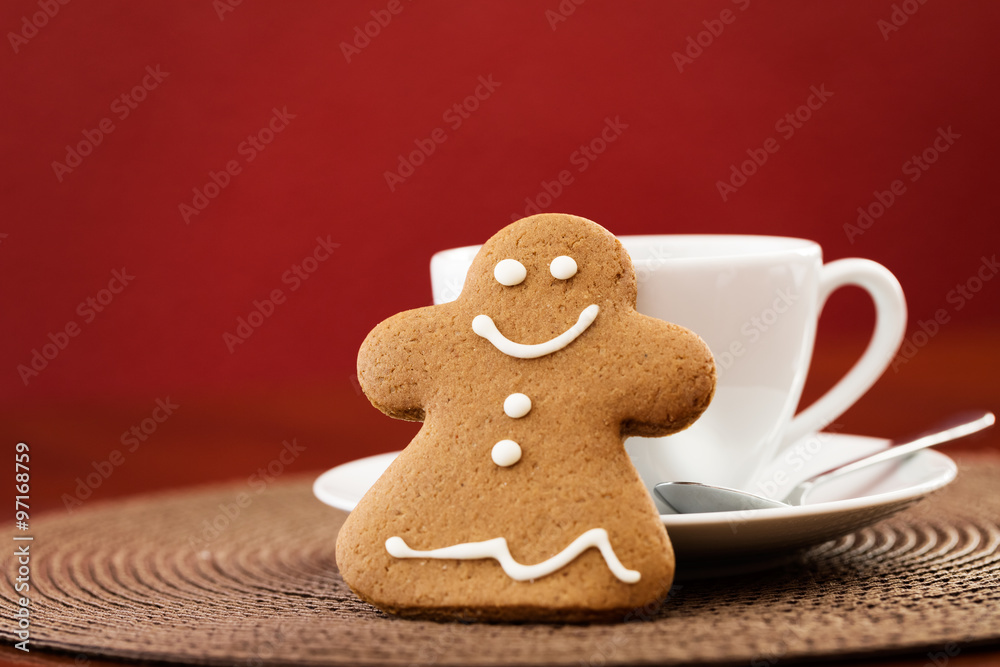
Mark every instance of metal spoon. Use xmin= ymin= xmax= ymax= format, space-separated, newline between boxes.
xmin=654 ymin=410 xmax=995 ymax=514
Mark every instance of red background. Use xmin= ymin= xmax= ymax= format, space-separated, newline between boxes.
xmin=1 ymin=1 xmax=998 ymax=510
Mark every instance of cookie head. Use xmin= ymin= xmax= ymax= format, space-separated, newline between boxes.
xmin=460 ymin=214 xmax=637 ymax=348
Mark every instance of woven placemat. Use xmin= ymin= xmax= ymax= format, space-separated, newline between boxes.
xmin=3 ymin=458 xmax=999 ymax=666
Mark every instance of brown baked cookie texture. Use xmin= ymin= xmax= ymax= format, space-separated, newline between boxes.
xmin=337 ymin=213 xmax=716 ymax=622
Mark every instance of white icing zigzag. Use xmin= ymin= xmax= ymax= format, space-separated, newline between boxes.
xmin=471 ymin=304 xmax=599 ymax=359
xmin=385 ymin=527 xmax=640 ymax=583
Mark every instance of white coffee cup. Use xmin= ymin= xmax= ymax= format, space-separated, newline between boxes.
xmin=429 ymin=235 xmax=906 ymax=495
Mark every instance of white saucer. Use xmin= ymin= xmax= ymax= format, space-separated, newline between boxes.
xmin=313 ymin=433 xmax=956 ymax=561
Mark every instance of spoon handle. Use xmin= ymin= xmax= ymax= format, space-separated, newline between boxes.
xmin=785 ymin=410 xmax=995 ymax=506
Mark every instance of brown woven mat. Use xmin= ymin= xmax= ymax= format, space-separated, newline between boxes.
xmin=3 ymin=457 xmax=999 ymax=666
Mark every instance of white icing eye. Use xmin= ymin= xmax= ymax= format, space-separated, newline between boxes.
xmin=550 ymin=255 xmax=578 ymax=280
xmin=492 ymin=440 xmax=522 ymax=467
xmin=494 ymin=259 xmax=526 ymax=286
xmin=503 ymin=393 xmax=531 ymax=418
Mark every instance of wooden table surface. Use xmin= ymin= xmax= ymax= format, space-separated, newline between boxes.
xmin=1 ymin=327 xmax=997 ymax=666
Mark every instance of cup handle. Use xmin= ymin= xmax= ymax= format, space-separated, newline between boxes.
xmin=781 ymin=258 xmax=907 ymax=448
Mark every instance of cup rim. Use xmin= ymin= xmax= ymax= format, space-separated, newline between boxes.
xmin=431 ymin=234 xmax=820 ymax=264
xmin=618 ymin=234 xmax=819 ymax=262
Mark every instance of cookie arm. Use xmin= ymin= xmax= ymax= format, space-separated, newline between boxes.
xmin=618 ymin=313 xmax=716 ymax=438
xmin=357 ymin=305 xmax=442 ymax=422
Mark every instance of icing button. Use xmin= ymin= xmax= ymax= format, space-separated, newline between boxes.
xmin=491 ymin=440 xmax=522 ymax=467
xmin=503 ymin=393 xmax=532 ymax=418
xmin=494 ymin=259 xmax=526 ymax=286
xmin=550 ymin=255 xmax=578 ymax=280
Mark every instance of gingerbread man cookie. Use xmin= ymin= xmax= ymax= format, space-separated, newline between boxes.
xmin=336 ymin=214 xmax=716 ymax=621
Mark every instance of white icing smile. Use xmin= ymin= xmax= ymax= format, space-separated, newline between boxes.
xmin=385 ymin=528 xmax=640 ymax=583
xmin=472 ymin=304 xmax=599 ymax=359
